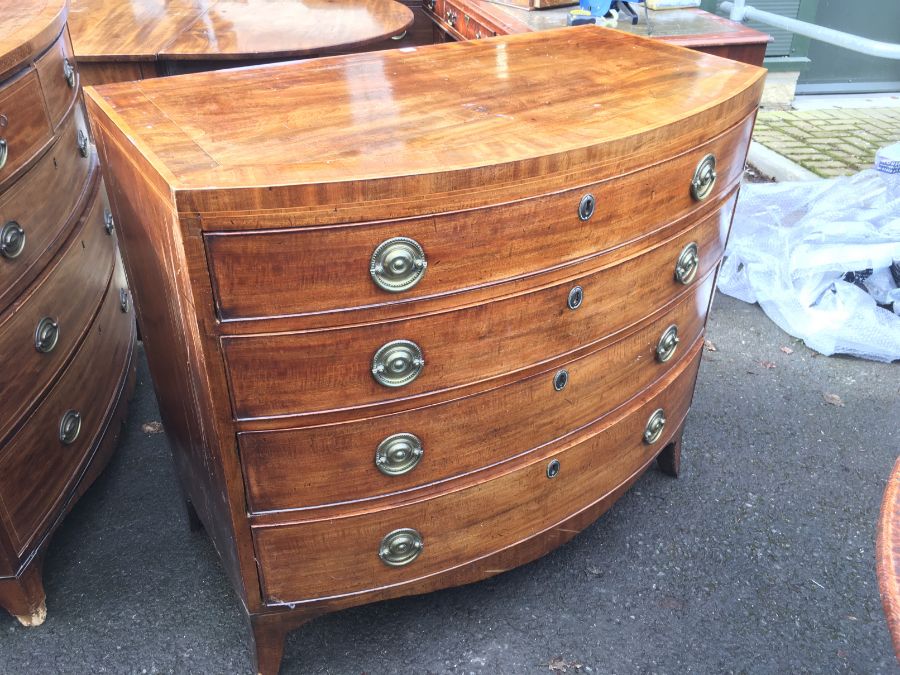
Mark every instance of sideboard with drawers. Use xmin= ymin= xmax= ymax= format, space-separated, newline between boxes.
xmin=86 ymin=26 xmax=764 ymax=674
xmin=0 ymin=0 xmax=136 ymax=626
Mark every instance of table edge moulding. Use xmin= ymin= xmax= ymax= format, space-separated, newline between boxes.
xmin=85 ymin=26 xmax=765 ymax=674
xmin=0 ymin=0 xmax=137 ymax=627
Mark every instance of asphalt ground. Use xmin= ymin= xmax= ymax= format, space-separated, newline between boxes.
xmin=1 ymin=292 xmax=898 ymax=674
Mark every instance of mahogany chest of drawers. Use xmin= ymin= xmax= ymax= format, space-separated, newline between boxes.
xmin=0 ymin=0 xmax=136 ymax=626
xmin=86 ymin=26 xmax=764 ymax=673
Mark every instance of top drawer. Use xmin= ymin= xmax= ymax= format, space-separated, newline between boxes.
xmin=204 ymin=113 xmax=753 ymax=323
xmin=0 ymin=69 xmax=53 ymax=186
xmin=34 ymin=28 xmax=79 ymax=129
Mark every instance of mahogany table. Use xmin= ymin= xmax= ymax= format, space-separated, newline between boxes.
xmin=68 ymin=0 xmax=416 ymax=85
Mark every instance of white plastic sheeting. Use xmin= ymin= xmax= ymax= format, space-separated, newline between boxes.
xmin=717 ymin=163 xmax=900 ymax=363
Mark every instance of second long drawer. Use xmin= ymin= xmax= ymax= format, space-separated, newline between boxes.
xmin=222 ymin=194 xmax=732 ymax=420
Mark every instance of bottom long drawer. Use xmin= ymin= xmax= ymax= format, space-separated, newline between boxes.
xmin=253 ymin=342 xmax=703 ymax=605
xmin=0 ymin=254 xmax=133 ymax=554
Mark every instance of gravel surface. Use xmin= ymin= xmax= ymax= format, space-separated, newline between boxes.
xmin=1 ymin=293 xmax=897 ymax=674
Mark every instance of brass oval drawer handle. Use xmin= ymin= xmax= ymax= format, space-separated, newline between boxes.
xmin=375 ymin=432 xmax=423 ymax=476
xmin=655 ymin=324 xmax=679 ymax=363
xmin=0 ymin=137 xmax=7 ymax=170
xmin=34 ymin=317 xmax=60 ymax=353
xmin=475 ymin=29 xmax=482 ymax=39
xmin=371 ymin=339 xmax=424 ymax=387
xmin=1 ymin=220 xmax=25 ymax=259
xmin=379 ymin=528 xmax=424 ymax=567
xmin=578 ymin=193 xmax=596 ymax=221
xmin=546 ymin=458 xmax=561 ymax=479
xmin=446 ymin=9 xmax=457 ymax=27
xmin=103 ymin=209 xmax=115 ymax=235
xmin=553 ymin=369 xmax=569 ymax=391
xmin=370 ymin=237 xmax=427 ymax=292
xmin=63 ymin=58 xmax=76 ymax=89
xmin=391 ymin=30 xmax=407 ymax=41
xmin=76 ymin=129 xmax=89 ymax=158
xmin=643 ymin=408 xmax=666 ymax=445
xmin=674 ymin=241 xmax=699 ymax=285
xmin=59 ymin=409 xmax=82 ymax=445
xmin=119 ymin=288 xmax=131 ymax=313
xmin=567 ymin=285 xmax=583 ymax=310
xmin=691 ymin=153 xmax=717 ymax=201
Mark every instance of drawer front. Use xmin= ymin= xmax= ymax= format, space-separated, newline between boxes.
xmin=0 ymin=69 xmax=53 ymax=185
xmin=0 ymin=252 xmax=133 ymax=554
xmin=239 ymin=276 xmax=712 ymax=513
xmin=253 ymin=344 xmax=701 ymax=605
xmin=206 ymin=114 xmax=751 ymax=322
xmin=223 ymin=194 xmax=732 ymax=420
xmin=34 ymin=28 xmax=79 ymax=128
xmin=0 ymin=104 xmax=93 ymax=311
xmin=0 ymin=186 xmax=116 ymax=440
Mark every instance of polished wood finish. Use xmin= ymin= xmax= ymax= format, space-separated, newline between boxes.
xmin=0 ymin=0 xmax=136 ymax=626
xmin=87 ymin=27 xmax=763 ymax=673
xmin=878 ymin=456 xmax=900 ymax=662
xmin=427 ymin=1 xmax=770 ymax=67
xmin=69 ymin=0 xmax=414 ymax=85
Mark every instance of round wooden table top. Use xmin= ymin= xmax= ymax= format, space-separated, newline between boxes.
xmin=0 ymin=0 xmax=67 ymax=79
xmin=68 ymin=0 xmax=414 ymax=62
xmin=878 ymin=455 xmax=900 ymax=661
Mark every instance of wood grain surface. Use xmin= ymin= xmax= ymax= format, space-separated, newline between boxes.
xmin=0 ymin=0 xmax=66 ymax=80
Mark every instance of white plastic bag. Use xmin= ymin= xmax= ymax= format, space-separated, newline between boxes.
xmin=717 ymin=163 xmax=900 ymax=363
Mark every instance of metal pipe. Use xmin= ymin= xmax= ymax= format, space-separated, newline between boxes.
xmin=720 ymin=0 xmax=900 ymax=60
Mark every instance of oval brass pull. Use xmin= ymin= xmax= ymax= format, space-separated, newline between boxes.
xmin=375 ymin=433 xmax=423 ymax=476
xmin=553 ymin=369 xmax=569 ymax=391
xmin=391 ymin=30 xmax=407 ymax=41
xmin=370 ymin=237 xmax=427 ymax=292
xmin=578 ymin=193 xmax=596 ymax=221
xmin=655 ymin=324 xmax=679 ymax=363
xmin=643 ymin=408 xmax=666 ymax=445
xmin=546 ymin=459 xmax=561 ymax=479
xmin=103 ymin=209 xmax=115 ymax=235
xmin=379 ymin=528 xmax=423 ymax=566
xmin=475 ymin=29 xmax=482 ymax=39
xmin=34 ymin=317 xmax=60 ymax=353
xmin=119 ymin=288 xmax=131 ymax=313
xmin=674 ymin=242 xmax=699 ymax=285
xmin=59 ymin=410 xmax=82 ymax=445
xmin=76 ymin=129 xmax=89 ymax=157
xmin=446 ymin=9 xmax=457 ymax=26
xmin=567 ymin=285 xmax=583 ymax=310
xmin=63 ymin=58 xmax=76 ymax=88
xmin=691 ymin=153 xmax=717 ymax=201
xmin=0 ymin=137 xmax=7 ymax=170
xmin=371 ymin=340 xmax=424 ymax=387
xmin=0 ymin=221 xmax=25 ymax=259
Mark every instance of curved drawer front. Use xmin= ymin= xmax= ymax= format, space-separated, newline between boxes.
xmin=252 ymin=344 xmax=701 ymax=605
xmin=206 ymin=114 xmax=752 ymax=322
xmin=223 ymin=193 xmax=732 ymax=419
xmin=34 ymin=28 xmax=79 ymax=129
xmin=0 ymin=186 xmax=115 ymax=440
xmin=0 ymin=105 xmax=94 ymax=311
xmin=0 ymin=69 xmax=53 ymax=186
xmin=0 ymin=252 xmax=133 ymax=554
xmin=239 ymin=276 xmax=713 ymax=513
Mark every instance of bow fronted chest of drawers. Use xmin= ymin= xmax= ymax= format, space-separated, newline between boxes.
xmin=85 ymin=26 xmax=764 ymax=674
xmin=0 ymin=0 xmax=136 ymax=626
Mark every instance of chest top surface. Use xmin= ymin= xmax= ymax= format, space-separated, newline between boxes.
xmin=85 ymin=26 xmax=764 ymax=212
xmin=0 ymin=0 xmax=67 ymax=79
xmin=68 ymin=0 xmax=414 ymax=61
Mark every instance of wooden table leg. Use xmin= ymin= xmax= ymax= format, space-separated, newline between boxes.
xmin=0 ymin=557 xmax=47 ymax=626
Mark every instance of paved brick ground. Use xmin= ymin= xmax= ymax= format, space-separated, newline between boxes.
xmin=753 ymin=107 xmax=900 ymax=178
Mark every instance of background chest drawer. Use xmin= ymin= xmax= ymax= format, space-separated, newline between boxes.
xmin=0 ymin=70 xmax=53 ymax=187
xmin=0 ymin=106 xmax=95 ymax=311
xmin=222 ymin=194 xmax=732 ymax=420
xmin=34 ymin=28 xmax=79 ymax=129
xmin=239 ymin=278 xmax=712 ymax=513
xmin=205 ymin=114 xmax=752 ymax=323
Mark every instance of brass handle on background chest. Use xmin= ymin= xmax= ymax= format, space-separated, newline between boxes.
xmin=1 ymin=221 xmax=25 ymax=259
xmin=423 ymin=0 xmax=434 ymax=9
xmin=103 ymin=209 xmax=115 ymax=235
xmin=63 ymin=58 xmax=76 ymax=88
xmin=446 ymin=9 xmax=457 ymax=27
xmin=34 ymin=317 xmax=60 ymax=353
xmin=372 ymin=340 xmax=424 ymax=387
xmin=690 ymin=153 xmax=717 ymax=201
xmin=370 ymin=237 xmax=427 ymax=292
xmin=643 ymin=408 xmax=666 ymax=445
xmin=379 ymin=528 xmax=424 ymax=566
xmin=375 ymin=433 xmax=423 ymax=476
xmin=655 ymin=324 xmax=679 ymax=363
xmin=674 ymin=242 xmax=699 ymax=285
xmin=0 ymin=137 xmax=7 ymax=170
xmin=76 ymin=129 xmax=89 ymax=157
xmin=59 ymin=410 xmax=82 ymax=445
